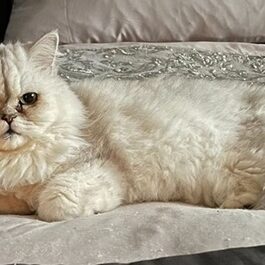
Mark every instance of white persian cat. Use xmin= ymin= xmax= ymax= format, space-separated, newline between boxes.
xmin=0 ymin=31 xmax=264 ymax=221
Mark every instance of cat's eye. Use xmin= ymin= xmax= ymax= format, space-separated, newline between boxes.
xmin=19 ymin=92 xmax=38 ymax=105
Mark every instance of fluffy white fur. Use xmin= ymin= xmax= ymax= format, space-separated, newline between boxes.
xmin=0 ymin=32 xmax=264 ymax=221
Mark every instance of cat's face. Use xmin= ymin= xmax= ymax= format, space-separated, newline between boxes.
xmin=0 ymin=32 xmax=84 ymax=152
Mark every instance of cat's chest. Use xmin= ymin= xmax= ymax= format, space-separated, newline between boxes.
xmin=0 ymin=153 xmax=55 ymax=190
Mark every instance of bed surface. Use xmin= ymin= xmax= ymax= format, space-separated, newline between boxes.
xmin=1 ymin=42 xmax=265 ymax=265
xmin=1 ymin=203 xmax=265 ymax=265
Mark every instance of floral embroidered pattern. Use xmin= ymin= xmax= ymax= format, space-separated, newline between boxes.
xmin=59 ymin=45 xmax=265 ymax=83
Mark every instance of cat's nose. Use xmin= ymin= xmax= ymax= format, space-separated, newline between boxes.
xmin=1 ymin=114 xmax=17 ymax=124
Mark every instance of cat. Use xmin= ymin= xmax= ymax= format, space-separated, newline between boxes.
xmin=0 ymin=31 xmax=264 ymax=221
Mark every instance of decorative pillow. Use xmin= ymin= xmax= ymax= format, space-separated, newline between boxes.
xmin=5 ymin=0 xmax=265 ymax=44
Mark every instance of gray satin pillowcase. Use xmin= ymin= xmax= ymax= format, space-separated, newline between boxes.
xmin=5 ymin=0 xmax=265 ymax=44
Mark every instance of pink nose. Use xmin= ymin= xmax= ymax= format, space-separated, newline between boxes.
xmin=1 ymin=114 xmax=17 ymax=124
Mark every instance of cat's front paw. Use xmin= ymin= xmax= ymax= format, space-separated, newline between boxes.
xmin=37 ymin=195 xmax=94 ymax=222
xmin=37 ymin=161 xmax=123 ymax=221
xmin=37 ymin=200 xmax=95 ymax=222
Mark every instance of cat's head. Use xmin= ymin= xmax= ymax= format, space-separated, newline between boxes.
xmin=0 ymin=31 xmax=85 ymax=153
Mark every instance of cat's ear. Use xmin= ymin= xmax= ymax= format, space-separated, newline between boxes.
xmin=29 ymin=30 xmax=59 ymax=73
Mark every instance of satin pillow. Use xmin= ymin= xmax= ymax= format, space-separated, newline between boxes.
xmin=5 ymin=0 xmax=265 ymax=44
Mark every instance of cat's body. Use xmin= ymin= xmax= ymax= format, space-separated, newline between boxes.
xmin=0 ymin=32 xmax=265 ymax=221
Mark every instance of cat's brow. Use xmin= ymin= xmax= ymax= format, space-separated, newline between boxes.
xmin=1 ymin=47 xmax=21 ymax=98
xmin=0 ymin=57 xmax=5 ymax=97
xmin=0 ymin=58 xmax=9 ymax=99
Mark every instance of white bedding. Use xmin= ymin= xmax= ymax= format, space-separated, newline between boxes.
xmin=1 ymin=203 xmax=265 ymax=265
